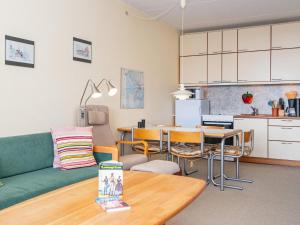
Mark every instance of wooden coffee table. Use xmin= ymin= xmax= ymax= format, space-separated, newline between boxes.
xmin=0 ymin=171 xmax=206 ymax=225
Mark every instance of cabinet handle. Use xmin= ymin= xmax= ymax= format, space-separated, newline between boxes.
xmin=212 ymin=51 xmax=222 ymax=54
xmin=281 ymin=127 xmax=293 ymax=130
xmin=222 ymin=80 xmax=234 ymax=83
xmin=238 ymin=80 xmax=248 ymax=82
xmin=222 ymin=50 xmax=234 ymax=53
xmin=281 ymin=142 xmax=293 ymax=145
xmin=198 ymin=81 xmax=207 ymax=84
xmin=272 ymin=46 xmax=283 ymax=49
xmin=211 ymin=81 xmax=220 ymax=83
xmin=238 ymin=49 xmax=248 ymax=52
xmin=234 ymin=119 xmax=244 ymax=121
xmin=281 ymin=119 xmax=292 ymax=122
xmin=272 ymin=79 xmax=283 ymax=81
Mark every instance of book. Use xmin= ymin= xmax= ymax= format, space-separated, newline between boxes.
xmin=96 ymin=198 xmax=130 ymax=212
xmin=98 ymin=160 xmax=123 ymax=201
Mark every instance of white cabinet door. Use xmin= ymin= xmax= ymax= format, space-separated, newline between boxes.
xmin=208 ymin=54 xmax=222 ymax=84
xmin=180 ymin=33 xmax=207 ymax=56
xmin=223 ymin=29 xmax=237 ymax=53
xmin=208 ymin=31 xmax=222 ymax=54
xmin=269 ymin=141 xmax=300 ymax=161
xmin=180 ymin=56 xmax=207 ymax=84
xmin=271 ymin=49 xmax=300 ymax=81
xmin=272 ymin=21 xmax=300 ymax=49
xmin=269 ymin=126 xmax=300 ymax=142
xmin=238 ymin=25 xmax=270 ymax=51
xmin=222 ymin=53 xmax=237 ymax=83
xmin=238 ymin=51 xmax=270 ymax=82
xmin=234 ymin=118 xmax=268 ymax=158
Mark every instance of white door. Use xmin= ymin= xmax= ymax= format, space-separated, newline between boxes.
xmin=234 ymin=118 xmax=268 ymax=158
xmin=269 ymin=141 xmax=300 ymax=161
xmin=238 ymin=25 xmax=270 ymax=51
xmin=180 ymin=56 xmax=207 ymax=84
xmin=238 ymin=51 xmax=270 ymax=82
xmin=180 ymin=33 xmax=207 ymax=56
xmin=222 ymin=53 xmax=237 ymax=83
xmin=272 ymin=21 xmax=300 ymax=49
xmin=271 ymin=48 xmax=300 ymax=82
xmin=208 ymin=54 xmax=222 ymax=84
xmin=208 ymin=31 xmax=222 ymax=54
xmin=223 ymin=29 xmax=237 ymax=53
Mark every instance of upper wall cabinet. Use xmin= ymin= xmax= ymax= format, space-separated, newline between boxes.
xmin=208 ymin=31 xmax=222 ymax=54
xmin=238 ymin=51 xmax=270 ymax=82
xmin=271 ymin=48 xmax=300 ymax=81
xmin=238 ymin=25 xmax=270 ymax=51
xmin=180 ymin=56 xmax=207 ymax=84
xmin=208 ymin=54 xmax=222 ymax=83
xmin=222 ymin=53 xmax=237 ymax=83
xmin=180 ymin=33 xmax=207 ymax=56
xmin=272 ymin=21 xmax=300 ymax=49
xmin=223 ymin=29 xmax=237 ymax=53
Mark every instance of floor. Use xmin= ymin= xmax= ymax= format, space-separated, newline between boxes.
xmin=167 ymin=159 xmax=300 ymax=225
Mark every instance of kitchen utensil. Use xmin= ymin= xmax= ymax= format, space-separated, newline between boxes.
xmin=251 ymin=106 xmax=259 ymax=115
xmin=272 ymin=108 xmax=279 ymax=117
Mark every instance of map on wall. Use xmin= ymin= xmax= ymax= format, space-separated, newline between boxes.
xmin=121 ymin=68 xmax=144 ymax=109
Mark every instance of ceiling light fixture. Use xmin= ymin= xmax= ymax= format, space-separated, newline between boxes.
xmin=171 ymin=0 xmax=193 ymax=100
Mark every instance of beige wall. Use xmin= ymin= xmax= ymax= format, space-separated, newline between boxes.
xmin=0 ymin=0 xmax=178 ymax=137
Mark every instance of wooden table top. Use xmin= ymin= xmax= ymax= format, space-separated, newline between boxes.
xmin=117 ymin=126 xmax=242 ymax=138
xmin=0 ymin=171 xmax=206 ymax=225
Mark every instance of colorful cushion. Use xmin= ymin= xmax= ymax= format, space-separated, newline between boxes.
xmin=56 ymin=130 xmax=96 ymax=170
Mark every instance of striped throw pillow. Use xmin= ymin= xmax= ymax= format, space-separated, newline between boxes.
xmin=55 ymin=131 xmax=96 ymax=170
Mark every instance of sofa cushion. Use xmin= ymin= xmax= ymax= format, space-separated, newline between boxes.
xmin=0 ymin=166 xmax=98 ymax=209
xmin=120 ymin=154 xmax=148 ymax=170
xmin=130 ymin=160 xmax=180 ymax=174
xmin=0 ymin=133 xmax=54 ymax=179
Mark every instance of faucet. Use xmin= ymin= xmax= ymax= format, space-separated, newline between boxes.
xmin=251 ymin=106 xmax=259 ymax=115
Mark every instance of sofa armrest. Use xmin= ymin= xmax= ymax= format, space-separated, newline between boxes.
xmin=93 ymin=145 xmax=119 ymax=161
xmin=116 ymin=140 xmax=148 ymax=156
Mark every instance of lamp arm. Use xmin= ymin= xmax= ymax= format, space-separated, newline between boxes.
xmin=96 ymin=78 xmax=108 ymax=88
xmin=79 ymin=79 xmax=94 ymax=107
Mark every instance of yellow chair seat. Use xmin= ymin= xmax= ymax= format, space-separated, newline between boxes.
xmin=171 ymin=144 xmax=216 ymax=158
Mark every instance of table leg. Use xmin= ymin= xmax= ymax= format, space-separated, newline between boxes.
xmin=220 ymin=138 xmax=225 ymax=191
xmin=120 ymin=132 xmax=125 ymax=156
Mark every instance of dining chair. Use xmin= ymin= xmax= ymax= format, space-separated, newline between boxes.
xmin=167 ymin=130 xmax=214 ymax=175
xmin=210 ymin=129 xmax=254 ymax=190
xmin=131 ymin=128 xmax=167 ymax=158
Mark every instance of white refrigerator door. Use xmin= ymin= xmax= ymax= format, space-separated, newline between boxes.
xmin=175 ymin=100 xmax=208 ymax=128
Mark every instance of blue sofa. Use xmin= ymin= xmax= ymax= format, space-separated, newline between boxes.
xmin=0 ymin=132 xmax=117 ymax=210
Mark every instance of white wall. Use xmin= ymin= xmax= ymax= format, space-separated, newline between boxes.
xmin=0 ymin=0 xmax=179 ymax=137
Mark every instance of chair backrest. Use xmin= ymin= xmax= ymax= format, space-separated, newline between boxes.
xmin=86 ymin=105 xmax=116 ymax=146
xmin=168 ymin=130 xmax=203 ymax=144
xmin=133 ymin=128 xmax=162 ymax=141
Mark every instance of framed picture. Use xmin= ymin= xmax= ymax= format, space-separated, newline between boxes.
xmin=73 ymin=37 xmax=92 ymax=63
xmin=121 ymin=68 xmax=144 ymax=109
xmin=5 ymin=35 xmax=35 ymax=68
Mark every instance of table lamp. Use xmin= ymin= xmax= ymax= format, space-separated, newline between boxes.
xmin=78 ymin=78 xmax=117 ymax=126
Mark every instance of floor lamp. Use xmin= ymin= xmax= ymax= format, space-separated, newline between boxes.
xmin=78 ymin=78 xmax=117 ymax=126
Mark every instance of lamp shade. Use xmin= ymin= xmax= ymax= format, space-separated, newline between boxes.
xmin=171 ymin=84 xmax=193 ymax=100
xmin=91 ymin=83 xmax=102 ymax=98
xmin=107 ymin=80 xmax=118 ymax=96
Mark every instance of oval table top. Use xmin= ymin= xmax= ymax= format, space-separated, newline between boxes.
xmin=0 ymin=171 xmax=206 ymax=225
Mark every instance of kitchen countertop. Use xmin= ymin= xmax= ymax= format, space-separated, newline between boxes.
xmin=234 ymin=114 xmax=300 ymax=119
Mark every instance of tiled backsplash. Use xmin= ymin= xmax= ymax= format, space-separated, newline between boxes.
xmin=206 ymin=84 xmax=300 ymax=115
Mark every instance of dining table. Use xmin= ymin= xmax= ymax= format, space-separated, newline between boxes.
xmin=117 ymin=126 xmax=243 ymax=191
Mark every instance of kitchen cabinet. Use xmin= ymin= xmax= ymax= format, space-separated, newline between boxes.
xmin=269 ymin=126 xmax=300 ymax=142
xmin=180 ymin=56 xmax=207 ymax=84
xmin=269 ymin=119 xmax=300 ymax=127
xmin=238 ymin=51 xmax=270 ymax=82
xmin=208 ymin=54 xmax=221 ymax=84
xmin=238 ymin=25 xmax=270 ymax=51
xmin=271 ymin=48 xmax=300 ymax=81
xmin=223 ymin=29 xmax=237 ymax=53
xmin=208 ymin=31 xmax=222 ymax=54
xmin=180 ymin=33 xmax=207 ymax=56
xmin=269 ymin=141 xmax=300 ymax=161
xmin=272 ymin=21 xmax=300 ymax=49
xmin=234 ymin=118 xmax=268 ymax=158
xmin=222 ymin=53 xmax=237 ymax=83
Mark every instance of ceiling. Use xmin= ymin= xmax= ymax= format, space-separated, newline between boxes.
xmin=122 ymin=0 xmax=300 ymax=32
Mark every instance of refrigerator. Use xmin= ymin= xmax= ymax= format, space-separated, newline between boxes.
xmin=175 ymin=99 xmax=210 ymax=128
